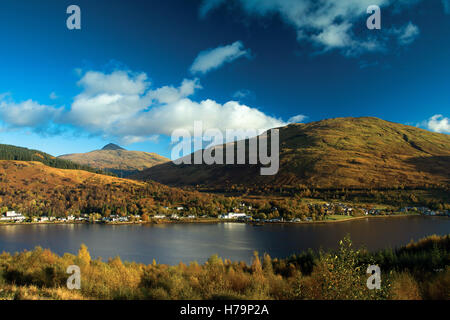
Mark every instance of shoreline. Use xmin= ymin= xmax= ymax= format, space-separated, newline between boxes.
xmin=0 ymin=212 xmax=441 ymax=227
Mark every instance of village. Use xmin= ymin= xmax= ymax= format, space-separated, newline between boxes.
xmin=1 ymin=202 xmax=448 ymax=225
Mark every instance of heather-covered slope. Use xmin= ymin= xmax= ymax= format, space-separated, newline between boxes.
xmin=133 ymin=117 xmax=450 ymax=188
xmin=0 ymin=160 xmax=220 ymax=217
xmin=59 ymin=145 xmax=169 ymax=177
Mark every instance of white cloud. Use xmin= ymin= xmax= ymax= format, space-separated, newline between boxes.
xmin=426 ymin=114 xmax=450 ymax=133
xmin=0 ymin=96 xmax=61 ymax=129
xmin=200 ymin=0 xmax=424 ymax=56
xmin=49 ymin=92 xmax=58 ymax=100
xmin=0 ymin=69 xmax=298 ymax=144
xmin=121 ymin=135 xmax=159 ymax=145
xmin=388 ymin=22 xmax=420 ymax=45
xmin=190 ymin=41 xmax=250 ymax=74
xmin=77 ymin=70 xmax=149 ymax=95
xmin=312 ymin=23 xmax=353 ymax=49
xmin=288 ymin=114 xmax=308 ymax=123
xmin=149 ymin=78 xmax=202 ymax=104
xmin=65 ymin=69 xmax=286 ymax=144
xmin=232 ymin=89 xmax=252 ymax=100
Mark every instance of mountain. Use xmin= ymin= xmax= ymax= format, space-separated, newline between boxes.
xmin=0 ymin=143 xmax=109 ymax=175
xmin=58 ymin=144 xmax=170 ymax=177
xmin=102 ymin=143 xmax=125 ymax=151
xmin=132 ymin=117 xmax=450 ymax=189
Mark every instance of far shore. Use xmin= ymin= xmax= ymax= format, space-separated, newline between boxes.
xmin=0 ymin=212 xmax=439 ymax=228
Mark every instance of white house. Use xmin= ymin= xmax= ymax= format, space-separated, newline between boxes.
xmin=6 ymin=211 xmax=20 ymax=217
xmin=220 ymin=213 xmax=247 ymax=219
xmin=1 ymin=211 xmax=26 ymax=222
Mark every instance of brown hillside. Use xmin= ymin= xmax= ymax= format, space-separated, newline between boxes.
xmin=132 ymin=117 xmax=450 ymax=188
xmin=0 ymin=160 xmax=143 ymax=189
xmin=59 ymin=148 xmax=169 ymax=177
xmin=0 ymin=160 xmax=221 ymax=217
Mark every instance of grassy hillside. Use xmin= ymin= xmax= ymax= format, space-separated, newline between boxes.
xmin=0 ymin=160 xmax=238 ymax=218
xmin=133 ymin=117 xmax=450 ymax=189
xmin=0 ymin=143 xmax=110 ymax=175
xmin=59 ymin=147 xmax=169 ymax=177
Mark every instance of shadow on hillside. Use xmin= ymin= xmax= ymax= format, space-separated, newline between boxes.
xmin=130 ymin=157 xmax=262 ymax=186
xmin=406 ymin=156 xmax=450 ymax=179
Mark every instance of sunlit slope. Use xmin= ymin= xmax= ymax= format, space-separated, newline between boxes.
xmin=0 ymin=160 xmax=144 ymax=189
xmin=0 ymin=160 xmax=217 ymax=217
xmin=59 ymin=148 xmax=169 ymax=177
xmin=133 ymin=117 xmax=450 ymax=188
xmin=0 ymin=143 xmax=107 ymax=174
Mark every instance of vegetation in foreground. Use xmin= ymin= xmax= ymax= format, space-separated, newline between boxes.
xmin=0 ymin=235 xmax=448 ymax=300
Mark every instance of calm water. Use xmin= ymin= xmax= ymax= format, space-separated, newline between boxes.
xmin=0 ymin=216 xmax=448 ymax=265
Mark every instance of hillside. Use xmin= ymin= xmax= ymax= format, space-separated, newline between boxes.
xmin=0 ymin=143 xmax=109 ymax=175
xmin=0 ymin=160 xmax=224 ymax=217
xmin=58 ymin=144 xmax=169 ymax=177
xmin=132 ymin=117 xmax=450 ymax=189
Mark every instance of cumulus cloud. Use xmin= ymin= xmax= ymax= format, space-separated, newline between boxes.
xmin=3 ymin=56 xmax=317 ymax=145
xmin=288 ymin=114 xmax=308 ymax=123
xmin=64 ymin=69 xmax=286 ymax=144
xmin=0 ymin=69 xmax=288 ymax=144
xmin=65 ymin=71 xmax=152 ymax=132
xmin=426 ymin=114 xmax=450 ymax=133
xmin=199 ymin=0 xmax=424 ymax=56
xmin=190 ymin=41 xmax=250 ymax=74
xmin=149 ymin=78 xmax=202 ymax=104
xmin=0 ymin=96 xmax=61 ymax=130
xmin=77 ymin=70 xmax=149 ymax=95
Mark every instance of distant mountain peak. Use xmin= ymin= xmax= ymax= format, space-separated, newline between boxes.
xmin=101 ymin=143 xmax=125 ymax=151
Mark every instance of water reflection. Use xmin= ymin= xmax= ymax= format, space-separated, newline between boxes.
xmin=0 ymin=216 xmax=448 ymax=265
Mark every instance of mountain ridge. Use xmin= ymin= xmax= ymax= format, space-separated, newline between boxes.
xmin=58 ymin=145 xmax=170 ymax=177
xmin=132 ymin=117 xmax=450 ymax=189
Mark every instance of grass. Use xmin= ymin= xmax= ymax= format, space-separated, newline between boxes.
xmin=327 ymin=215 xmax=356 ymax=221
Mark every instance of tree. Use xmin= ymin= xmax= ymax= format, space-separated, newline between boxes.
xmin=78 ymin=244 xmax=91 ymax=265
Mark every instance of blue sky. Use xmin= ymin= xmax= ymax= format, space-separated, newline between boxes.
xmin=0 ymin=0 xmax=449 ymax=158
